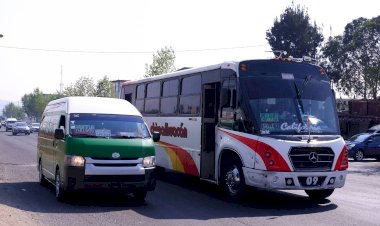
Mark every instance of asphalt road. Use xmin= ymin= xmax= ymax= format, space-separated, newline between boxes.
xmin=0 ymin=127 xmax=380 ymax=226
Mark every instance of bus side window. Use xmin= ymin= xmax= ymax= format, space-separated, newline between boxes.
xmin=220 ymin=79 xmax=236 ymax=129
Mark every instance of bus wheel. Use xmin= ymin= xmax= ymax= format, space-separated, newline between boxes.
xmin=221 ymin=159 xmax=246 ymax=202
xmin=38 ymin=161 xmax=48 ymax=187
xmin=55 ymin=169 xmax=66 ymax=202
xmin=305 ymin=189 xmax=334 ymax=200
xmin=354 ymin=150 xmax=364 ymax=161
xmin=133 ymin=190 xmax=147 ymax=201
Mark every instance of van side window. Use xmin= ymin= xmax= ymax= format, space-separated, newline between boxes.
xmin=59 ymin=115 xmax=66 ymax=131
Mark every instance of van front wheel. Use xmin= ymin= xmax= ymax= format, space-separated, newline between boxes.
xmin=55 ymin=169 xmax=66 ymax=202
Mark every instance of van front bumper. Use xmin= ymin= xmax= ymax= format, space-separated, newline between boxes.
xmin=64 ymin=166 xmax=156 ymax=192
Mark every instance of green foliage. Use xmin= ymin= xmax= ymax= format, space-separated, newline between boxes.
xmin=21 ymin=88 xmax=64 ymax=121
xmin=63 ymin=76 xmax=96 ymax=96
xmin=3 ymin=102 xmax=25 ymax=119
xmin=63 ymin=75 xmax=115 ymax=97
xmin=322 ymin=16 xmax=380 ymax=99
xmin=144 ymin=46 xmax=176 ymax=77
xmin=95 ymin=76 xmax=116 ymax=97
xmin=266 ymin=3 xmax=324 ymax=58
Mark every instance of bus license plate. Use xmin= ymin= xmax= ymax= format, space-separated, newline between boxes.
xmin=298 ymin=176 xmax=326 ymax=187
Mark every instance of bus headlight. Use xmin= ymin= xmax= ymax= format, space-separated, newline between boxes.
xmin=143 ymin=156 xmax=155 ymax=168
xmin=64 ymin=155 xmax=85 ymax=167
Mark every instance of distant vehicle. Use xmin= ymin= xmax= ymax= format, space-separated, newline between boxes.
xmin=12 ymin=121 xmax=31 ymax=135
xmin=30 ymin=123 xmax=40 ymax=133
xmin=346 ymin=133 xmax=380 ymax=161
xmin=5 ymin=118 xmax=17 ymax=132
xmin=37 ymin=96 xmax=159 ymax=201
xmin=366 ymin=124 xmax=380 ymax=134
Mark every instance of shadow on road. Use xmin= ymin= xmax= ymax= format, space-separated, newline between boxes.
xmin=0 ymin=170 xmax=338 ymax=220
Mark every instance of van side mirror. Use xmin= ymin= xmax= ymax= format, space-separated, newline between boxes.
xmin=54 ymin=128 xmax=65 ymax=140
xmin=152 ymin=131 xmax=160 ymax=142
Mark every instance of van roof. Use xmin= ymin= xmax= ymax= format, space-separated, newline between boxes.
xmin=45 ymin=96 xmax=142 ymax=116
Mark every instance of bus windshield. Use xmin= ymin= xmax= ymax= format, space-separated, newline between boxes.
xmin=239 ymin=63 xmax=339 ymax=135
xmin=69 ymin=113 xmax=150 ymax=139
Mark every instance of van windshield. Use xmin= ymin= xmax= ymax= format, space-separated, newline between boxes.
xmin=69 ymin=113 xmax=150 ymax=139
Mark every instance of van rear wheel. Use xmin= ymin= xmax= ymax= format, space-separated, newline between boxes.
xmin=38 ymin=162 xmax=48 ymax=186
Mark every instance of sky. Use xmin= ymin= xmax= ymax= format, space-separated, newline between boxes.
xmin=0 ymin=0 xmax=379 ymax=108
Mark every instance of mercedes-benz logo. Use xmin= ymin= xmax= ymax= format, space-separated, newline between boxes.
xmin=309 ymin=152 xmax=318 ymax=163
xmin=112 ymin=152 xmax=120 ymax=159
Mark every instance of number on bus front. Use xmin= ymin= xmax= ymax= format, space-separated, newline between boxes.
xmin=306 ymin=176 xmax=318 ymax=186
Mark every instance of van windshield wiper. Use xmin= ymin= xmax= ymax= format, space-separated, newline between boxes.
xmin=72 ymin=134 xmax=100 ymax=138
xmin=111 ymin=135 xmax=144 ymax=139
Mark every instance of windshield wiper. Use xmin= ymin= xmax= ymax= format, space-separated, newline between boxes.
xmin=111 ymin=135 xmax=144 ymax=139
xmin=72 ymin=134 xmax=98 ymax=138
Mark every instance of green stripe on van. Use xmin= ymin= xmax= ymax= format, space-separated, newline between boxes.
xmin=65 ymin=137 xmax=155 ymax=158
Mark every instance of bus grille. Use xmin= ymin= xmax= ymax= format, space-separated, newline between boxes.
xmin=288 ymin=147 xmax=334 ymax=171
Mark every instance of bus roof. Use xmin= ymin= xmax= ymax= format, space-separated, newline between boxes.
xmin=123 ymin=61 xmax=239 ymax=86
xmin=122 ymin=58 xmax=323 ymax=86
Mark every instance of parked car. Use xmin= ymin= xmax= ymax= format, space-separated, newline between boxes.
xmin=12 ymin=121 xmax=30 ymax=135
xmin=29 ymin=123 xmax=40 ymax=133
xmin=366 ymin=124 xmax=380 ymax=134
xmin=346 ymin=133 xmax=380 ymax=161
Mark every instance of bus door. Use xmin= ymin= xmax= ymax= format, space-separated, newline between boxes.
xmin=200 ymin=83 xmax=219 ymax=180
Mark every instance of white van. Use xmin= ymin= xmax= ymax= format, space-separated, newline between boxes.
xmin=37 ymin=97 xmax=160 ymax=201
xmin=5 ymin=118 xmax=17 ymax=132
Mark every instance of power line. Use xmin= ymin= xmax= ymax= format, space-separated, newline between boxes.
xmin=0 ymin=44 xmax=268 ymax=54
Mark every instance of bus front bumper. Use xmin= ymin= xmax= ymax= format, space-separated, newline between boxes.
xmin=242 ymin=167 xmax=347 ymax=190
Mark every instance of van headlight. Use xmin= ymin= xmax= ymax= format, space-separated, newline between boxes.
xmin=143 ymin=156 xmax=155 ymax=168
xmin=64 ymin=155 xmax=85 ymax=167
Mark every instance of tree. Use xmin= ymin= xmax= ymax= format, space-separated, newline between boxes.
xmin=95 ymin=76 xmax=116 ymax=97
xmin=144 ymin=46 xmax=176 ymax=77
xmin=22 ymin=88 xmax=64 ymax=121
xmin=3 ymin=102 xmax=25 ymax=119
xmin=322 ymin=16 xmax=380 ymax=99
xmin=63 ymin=76 xmax=96 ymax=96
xmin=266 ymin=3 xmax=324 ymax=58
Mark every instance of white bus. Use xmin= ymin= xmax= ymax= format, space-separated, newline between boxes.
xmin=120 ymin=58 xmax=348 ymax=201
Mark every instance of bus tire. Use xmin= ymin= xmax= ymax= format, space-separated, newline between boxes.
xmin=221 ymin=157 xmax=246 ymax=202
xmin=55 ymin=169 xmax=66 ymax=202
xmin=38 ymin=161 xmax=48 ymax=187
xmin=305 ymin=189 xmax=334 ymax=200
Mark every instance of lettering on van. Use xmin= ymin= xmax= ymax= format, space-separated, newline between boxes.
xmin=150 ymin=122 xmax=188 ymax=138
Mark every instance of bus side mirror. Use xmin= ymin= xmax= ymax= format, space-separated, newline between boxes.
xmin=54 ymin=128 xmax=65 ymax=140
xmin=152 ymin=131 xmax=160 ymax=142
